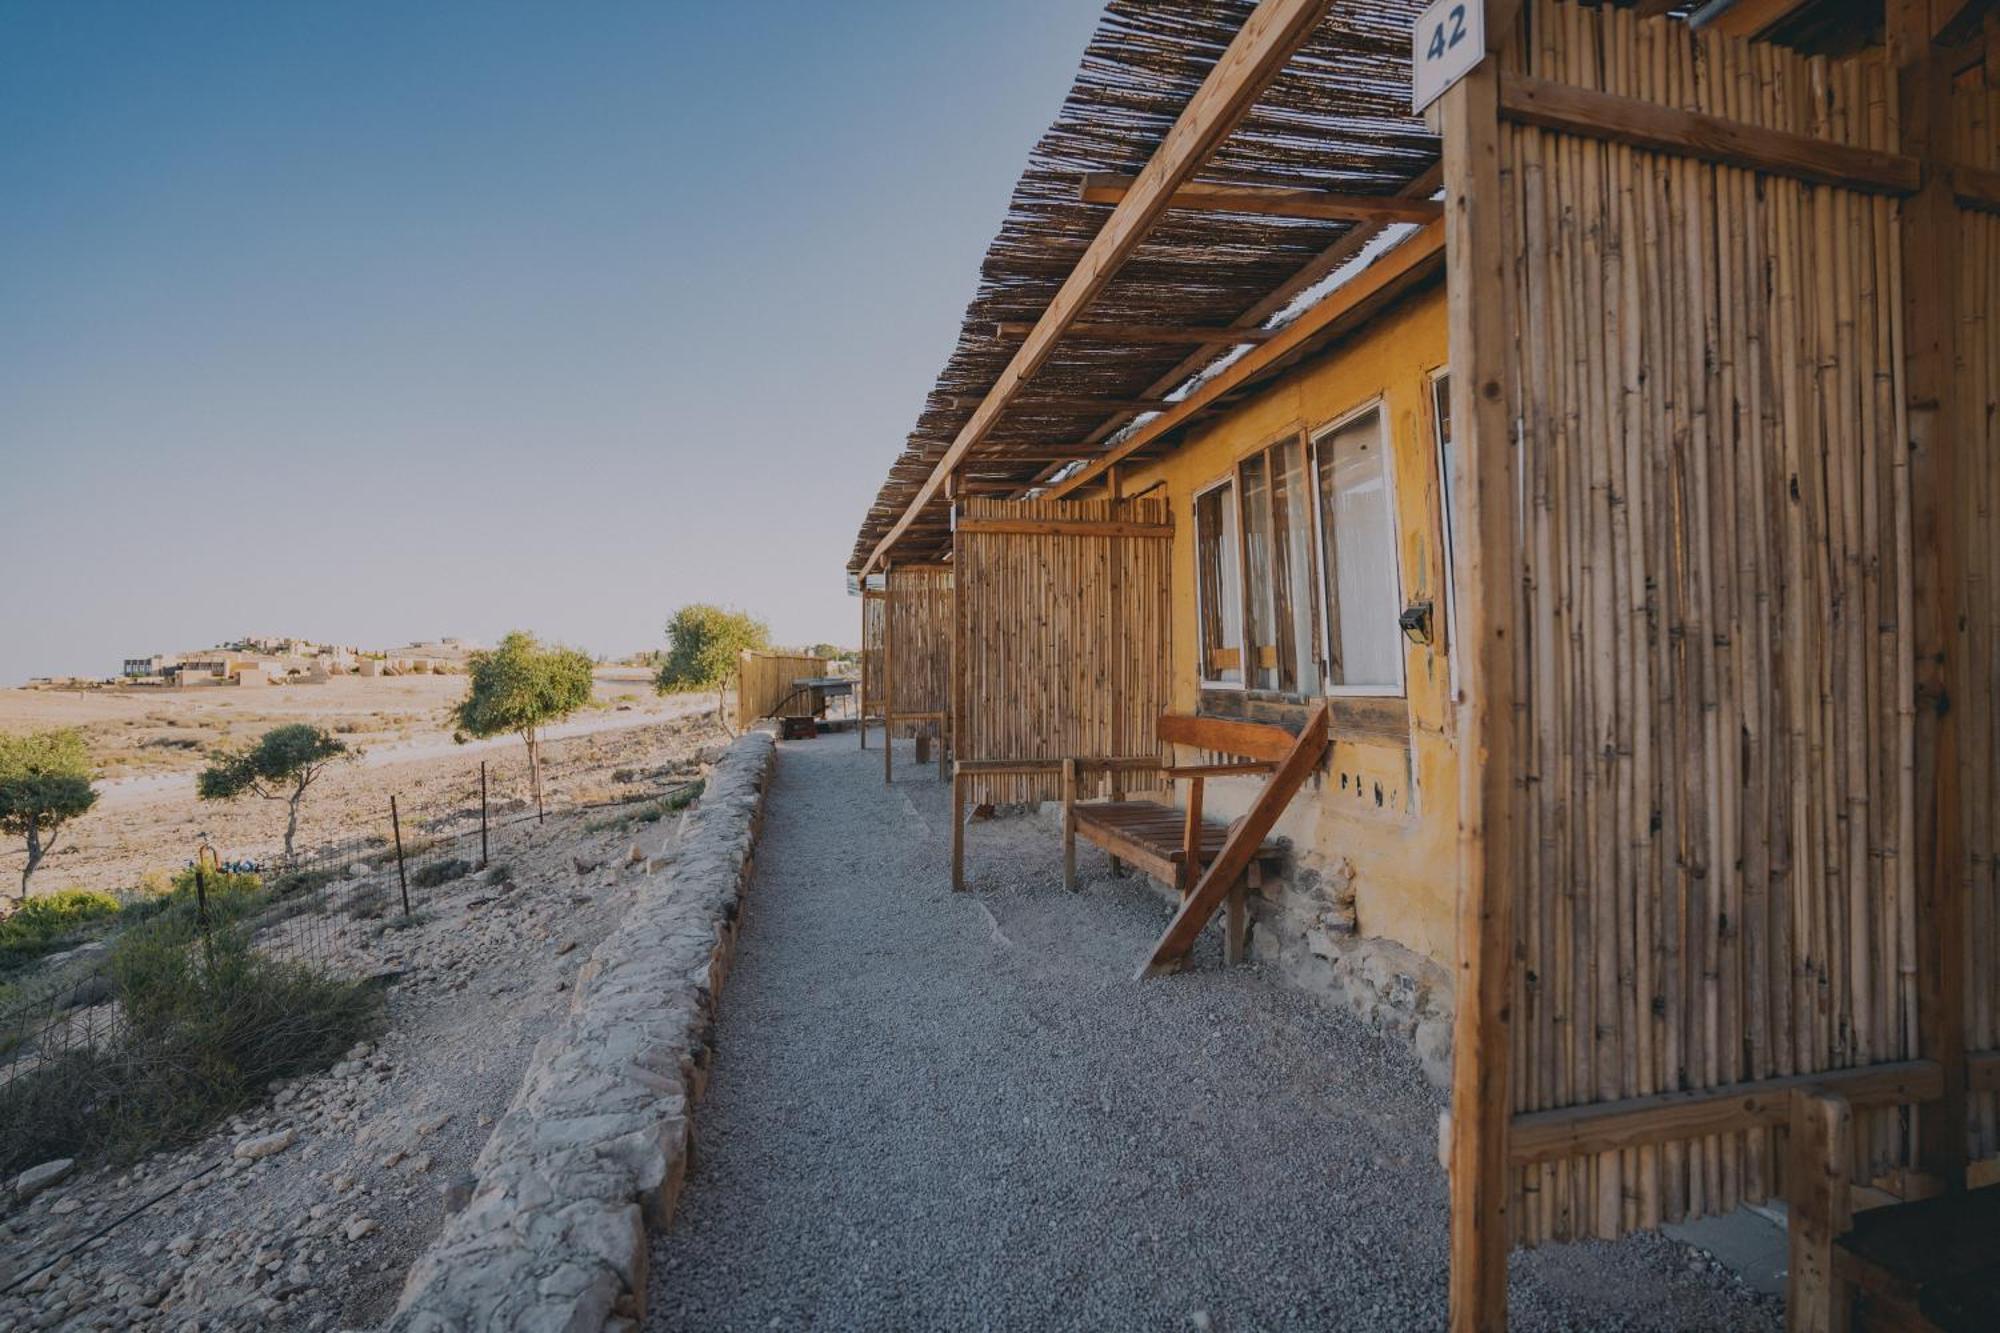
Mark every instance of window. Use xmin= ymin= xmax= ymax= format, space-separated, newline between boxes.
xmin=1312 ymin=406 xmax=1404 ymax=692
xmin=1431 ymin=372 xmax=1462 ymax=688
xmin=1194 ymin=481 xmax=1243 ymax=685
xmin=1236 ymin=438 xmax=1318 ymax=693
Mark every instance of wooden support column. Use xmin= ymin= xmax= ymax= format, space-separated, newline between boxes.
xmin=859 ymin=591 xmax=871 ymax=750
xmin=1891 ymin=0 xmax=1970 ymax=1193
xmin=1786 ymin=1090 xmax=1855 ymax=1333
xmin=1443 ymin=6 xmax=1522 ymax=1330
xmin=951 ymin=770 xmax=967 ymax=892
xmin=883 ymin=563 xmax=895 ymax=785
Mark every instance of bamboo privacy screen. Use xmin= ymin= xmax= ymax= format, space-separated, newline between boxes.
xmin=1954 ymin=69 xmax=2000 ymax=1166
xmin=859 ymin=588 xmax=884 ymax=736
xmin=884 ymin=565 xmax=954 ymax=748
xmin=1500 ymin=2 xmax=1919 ymax=1244
xmin=952 ymin=496 xmax=1173 ymax=805
xmin=733 ymin=651 xmax=829 ymax=733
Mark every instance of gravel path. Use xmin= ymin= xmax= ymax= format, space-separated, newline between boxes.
xmin=646 ymin=739 xmax=1781 ymax=1332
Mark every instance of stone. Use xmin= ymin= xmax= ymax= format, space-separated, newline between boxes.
xmin=554 ymin=940 xmax=577 ymax=957
xmin=233 ymin=1130 xmax=296 ymax=1161
xmin=11 ymin=1159 xmax=74 ymax=1202
xmin=344 ymin=1217 xmax=378 ymax=1242
xmin=49 ymin=1197 xmax=81 ymax=1216
xmin=440 ymin=1176 xmax=477 ymax=1214
xmin=414 ymin=1114 xmax=451 ymax=1137
xmin=168 ymin=1234 xmax=198 ymax=1258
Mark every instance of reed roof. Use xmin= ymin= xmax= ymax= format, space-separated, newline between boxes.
xmin=848 ymin=0 xmax=1439 ymax=572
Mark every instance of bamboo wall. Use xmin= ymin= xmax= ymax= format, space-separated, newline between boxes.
xmin=1954 ymin=68 xmax=2000 ymax=1165
xmin=885 ymin=564 xmax=953 ymax=738
xmin=953 ymin=496 xmax=1174 ymax=804
xmin=1502 ymin=2 xmax=1916 ymax=1243
xmin=859 ymin=589 xmax=884 ymax=724
xmin=734 ymin=651 xmax=829 ymax=732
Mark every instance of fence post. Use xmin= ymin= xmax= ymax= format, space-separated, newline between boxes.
xmin=194 ymin=863 xmax=214 ymax=972
xmin=479 ymin=761 xmax=489 ymax=869
xmin=391 ymin=795 xmax=411 ymax=918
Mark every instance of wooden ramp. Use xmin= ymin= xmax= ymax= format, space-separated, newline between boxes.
xmin=1135 ymin=700 xmax=1328 ymax=979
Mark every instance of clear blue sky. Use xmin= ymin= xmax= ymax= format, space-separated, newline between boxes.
xmin=0 ymin=1 xmax=1102 ymax=683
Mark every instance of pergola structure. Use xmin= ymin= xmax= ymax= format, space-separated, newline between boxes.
xmin=846 ymin=1 xmax=2000 ymax=1327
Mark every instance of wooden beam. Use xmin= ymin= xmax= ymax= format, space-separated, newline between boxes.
xmin=1932 ymin=0 xmax=1998 ymax=45
xmin=993 ymin=320 xmax=1279 ymax=345
xmin=1079 ymin=172 xmax=1443 ymax=225
xmin=1689 ymin=0 xmax=1814 ymax=39
xmin=1971 ymin=1051 xmax=2000 ymax=1093
xmin=937 ymin=394 xmax=1175 ymax=415
xmin=1498 ymin=74 xmax=1922 ymax=195
xmin=1444 ymin=15 xmax=1519 ymax=1331
xmin=1507 ymin=1061 xmax=1946 ymax=1165
xmin=858 ymin=0 xmax=1337 ymax=576
xmin=953 ymin=516 xmax=1173 ymax=538
xmin=1892 ymin=0 xmax=1970 ymax=1194
xmin=1136 ymin=700 xmax=1327 ymax=977
xmin=1951 ymin=162 xmax=2000 ymax=213
xmin=1047 ymin=219 xmax=1445 ymax=497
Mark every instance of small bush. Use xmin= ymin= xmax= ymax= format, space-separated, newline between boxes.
xmin=409 ymin=858 xmax=472 ymax=889
xmin=0 ymin=919 xmax=379 ymax=1175
xmin=0 ymin=889 xmax=123 ymax=968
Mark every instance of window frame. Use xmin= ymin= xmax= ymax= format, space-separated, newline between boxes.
xmin=1307 ymin=397 xmax=1408 ymax=699
xmin=1192 ymin=475 xmax=1245 ymax=691
xmin=1428 ymin=368 xmax=1460 ymax=698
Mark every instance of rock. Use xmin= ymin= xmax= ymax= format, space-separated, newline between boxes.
xmin=11 ymin=1159 xmax=74 ymax=1202
xmin=554 ymin=939 xmax=577 ymax=957
xmin=626 ymin=843 xmax=645 ymax=866
xmin=571 ymin=855 xmax=600 ymax=875
xmin=440 ymin=1175 xmax=477 ymax=1214
xmin=343 ymin=1217 xmax=377 ymax=1242
xmin=414 ymin=1113 xmax=450 ymax=1137
xmin=49 ymin=1197 xmax=82 ymax=1215
xmin=233 ymin=1130 xmax=295 ymax=1161
xmin=378 ymin=1151 xmax=405 ymax=1169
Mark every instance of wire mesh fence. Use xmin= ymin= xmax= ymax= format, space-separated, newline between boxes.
xmin=0 ymin=755 xmax=703 ymax=1181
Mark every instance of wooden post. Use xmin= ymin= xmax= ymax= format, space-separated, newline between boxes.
xmin=1224 ymin=881 xmax=1247 ymax=965
xmin=951 ymin=769 xmax=967 ymax=892
xmin=1062 ymin=758 xmax=1079 ymax=891
xmin=859 ymin=591 xmax=870 ymax=750
xmin=1181 ymin=772 xmax=1206 ymax=901
xmin=1786 ymin=1089 xmax=1854 ymax=1333
xmin=1890 ymin=0 xmax=1969 ymax=1193
xmin=883 ymin=564 xmax=895 ymax=785
xmin=1443 ymin=6 xmax=1522 ymax=1329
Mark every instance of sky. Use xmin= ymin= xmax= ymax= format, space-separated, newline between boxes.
xmin=0 ymin=1 xmax=1103 ymax=684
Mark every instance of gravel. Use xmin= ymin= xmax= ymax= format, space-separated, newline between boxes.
xmin=646 ymin=739 xmax=1782 ymax=1332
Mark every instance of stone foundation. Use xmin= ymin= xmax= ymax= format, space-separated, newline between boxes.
xmin=388 ymin=730 xmax=776 ymax=1333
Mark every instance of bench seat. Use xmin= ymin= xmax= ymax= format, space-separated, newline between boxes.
xmin=1067 ymin=800 xmax=1284 ymax=888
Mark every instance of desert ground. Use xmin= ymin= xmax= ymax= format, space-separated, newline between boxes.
xmin=0 ymin=672 xmax=722 ymax=900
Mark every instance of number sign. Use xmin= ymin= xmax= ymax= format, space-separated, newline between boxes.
xmin=1411 ymin=0 xmax=1483 ymax=113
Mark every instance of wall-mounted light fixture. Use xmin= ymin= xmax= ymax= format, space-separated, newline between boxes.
xmin=1399 ymin=600 xmax=1435 ymax=647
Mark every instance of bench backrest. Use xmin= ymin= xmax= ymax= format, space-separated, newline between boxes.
xmin=1155 ymin=712 xmax=1297 ymax=764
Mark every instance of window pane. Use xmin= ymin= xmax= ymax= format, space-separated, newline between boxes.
xmin=1195 ymin=484 xmax=1242 ymax=684
xmin=1238 ymin=452 xmax=1276 ymax=690
xmin=1315 ymin=410 xmax=1403 ymax=690
xmin=1269 ymin=438 xmax=1317 ymax=693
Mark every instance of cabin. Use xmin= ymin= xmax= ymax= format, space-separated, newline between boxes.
xmin=844 ymin=0 xmax=2000 ymax=1328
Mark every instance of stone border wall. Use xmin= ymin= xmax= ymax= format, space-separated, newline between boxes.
xmin=388 ymin=730 xmax=776 ymax=1332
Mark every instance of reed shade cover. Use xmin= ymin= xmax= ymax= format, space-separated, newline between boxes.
xmin=1497 ymin=0 xmax=1923 ymax=1246
xmin=847 ymin=0 xmax=1438 ymax=572
xmin=952 ymin=496 xmax=1174 ymax=805
xmin=1953 ymin=64 xmax=2000 ymax=1167
xmin=859 ymin=589 xmax=885 ymax=726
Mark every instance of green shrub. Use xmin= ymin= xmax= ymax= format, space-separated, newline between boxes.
xmin=0 ymin=889 xmax=123 ymax=967
xmin=0 ymin=918 xmax=379 ymax=1175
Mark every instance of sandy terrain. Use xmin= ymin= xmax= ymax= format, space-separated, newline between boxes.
xmin=1 ymin=676 xmax=725 ymax=900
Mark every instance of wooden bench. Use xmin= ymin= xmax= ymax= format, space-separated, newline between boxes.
xmin=1065 ymin=707 xmax=1328 ymax=970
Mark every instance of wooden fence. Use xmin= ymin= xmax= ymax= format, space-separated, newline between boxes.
xmin=733 ymin=651 xmax=829 ymax=732
xmin=950 ymin=495 xmax=1174 ymax=807
xmin=882 ymin=563 xmax=954 ymax=780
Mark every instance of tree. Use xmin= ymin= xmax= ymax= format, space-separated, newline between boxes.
xmin=452 ymin=631 xmax=595 ymax=808
xmin=655 ymin=604 xmax=770 ymax=735
xmin=0 ymin=729 xmax=99 ymax=906
xmin=197 ymin=725 xmax=353 ymax=863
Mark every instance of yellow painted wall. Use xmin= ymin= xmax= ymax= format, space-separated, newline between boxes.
xmin=1119 ymin=285 xmax=1460 ymax=965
